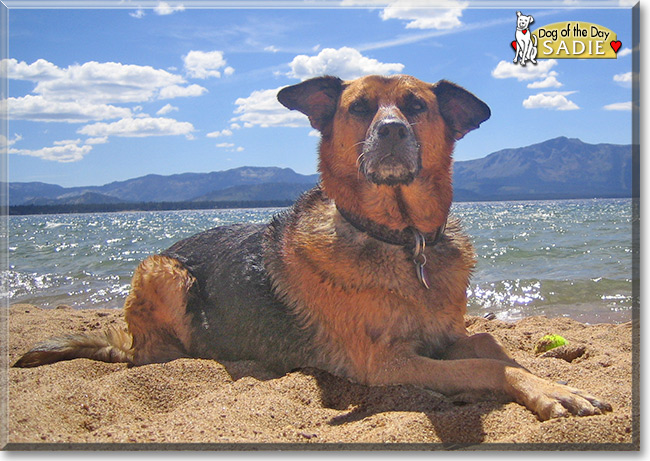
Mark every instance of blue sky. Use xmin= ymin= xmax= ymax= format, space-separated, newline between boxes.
xmin=4 ymin=1 xmax=636 ymax=187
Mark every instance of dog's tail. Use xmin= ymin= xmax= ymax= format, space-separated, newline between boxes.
xmin=13 ymin=327 xmax=133 ymax=368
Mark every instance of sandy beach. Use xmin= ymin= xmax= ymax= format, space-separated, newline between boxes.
xmin=5 ymin=303 xmax=638 ymax=450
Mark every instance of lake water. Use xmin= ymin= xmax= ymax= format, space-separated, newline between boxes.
xmin=4 ymin=198 xmax=636 ymax=324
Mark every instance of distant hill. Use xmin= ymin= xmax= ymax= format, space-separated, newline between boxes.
xmin=9 ymin=166 xmax=319 ymax=206
xmin=193 ymin=182 xmax=316 ymax=202
xmin=21 ymin=191 xmax=126 ymax=206
xmin=7 ymin=137 xmax=633 ymax=209
xmin=453 ymin=137 xmax=633 ymax=201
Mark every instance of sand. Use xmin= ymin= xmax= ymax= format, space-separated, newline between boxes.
xmin=4 ymin=303 xmax=639 ymax=450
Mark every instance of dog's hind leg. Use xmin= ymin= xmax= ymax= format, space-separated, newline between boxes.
xmin=123 ymin=255 xmax=196 ymax=366
xmin=13 ymin=255 xmax=196 ymax=368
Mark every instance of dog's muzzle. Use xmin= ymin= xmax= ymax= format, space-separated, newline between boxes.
xmin=360 ymin=117 xmax=421 ymax=186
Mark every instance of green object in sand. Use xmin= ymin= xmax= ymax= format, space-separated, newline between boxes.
xmin=535 ymin=334 xmax=568 ymax=354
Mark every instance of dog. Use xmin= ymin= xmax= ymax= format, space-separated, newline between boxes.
xmin=513 ymin=11 xmax=537 ymax=65
xmin=15 ymin=74 xmax=611 ymax=421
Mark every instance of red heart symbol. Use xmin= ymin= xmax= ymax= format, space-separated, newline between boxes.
xmin=511 ymin=40 xmax=517 ymax=51
xmin=523 ymin=29 xmax=528 ymax=34
xmin=610 ymin=40 xmax=622 ymax=53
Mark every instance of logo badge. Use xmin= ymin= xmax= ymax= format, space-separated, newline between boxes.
xmin=510 ymin=11 xmax=620 ymax=62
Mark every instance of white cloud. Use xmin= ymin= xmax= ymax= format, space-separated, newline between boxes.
xmin=207 ymin=129 xmax=233 ymax=138
xmin=156 ymin=103 xmax=179 ymax=115
xmin=154 ymin=2 xmax=185 ymax=15
xmin=216 ymin=142 xmax=244 ymax=152
xmin=231 ymin=87 xmax=309 ymax=128
xmin=492 ymin=59 xmax=568 ymax=94
xmin=78 ymin=116 xmax=195 ymax=138
xmin=527 ymin=75 xmax=562 ymax=89
xmin=522 ymin=91 xmax=579 ymax=110
xmin=379 ymin=0 xmax=468 ymax=30
xmin=129 ymin=8 xmax=145 ymax=19
xmin=613 ymin=71 xmax=633 ymax=87
xmin=265 ymin=45 xmax=279 ymax=53
xmin=3 ymin=58 xmax=64 ymax=81
xmin=492 ymin=59 xmax=559 ymax=82
xmin=3 ymin=95 xmax=133 ymax=123
xmin=33 ymin=61 xmax=195 ymax=104
xmin=0 ymin=133 xmax=22 ymax=148
xmin=53 ymin=138 xmax=82 ymax=146
xmin=287 ymin=47 xmax=404 ymax=81
xmin=183 ymin=50 xmax=233 ymax=79
xmin=84 ymin=137 xmax=109 ymax=145
xmin=9 ymin=139 xmax=93 ymax=163
xmin=603 ymin=101 xmax=632 ymax=111
xmin=6 ymin=59 xmax=207 ymax=111
xmin=618 ymin=47 xmax=632 ymax=57
xmin=158 ymin=84 xmax=207 ymax=99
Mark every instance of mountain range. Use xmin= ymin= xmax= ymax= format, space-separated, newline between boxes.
xmin=8 ymin=137 xmax=634 ymax=208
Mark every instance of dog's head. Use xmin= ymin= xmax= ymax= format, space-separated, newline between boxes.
xmin=516 ymin=11 xmax=534 ymax=30
xmin=278 ymin=74 xmax=490 ymax=232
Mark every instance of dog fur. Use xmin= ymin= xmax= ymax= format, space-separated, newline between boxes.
xmin=15 ymin=74 xmax=610 ymax=421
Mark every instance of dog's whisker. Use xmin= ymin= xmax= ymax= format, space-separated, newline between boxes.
xmin=355 ymin=152 xmax=365 ymax=169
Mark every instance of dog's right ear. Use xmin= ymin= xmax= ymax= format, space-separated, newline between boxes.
xmin=277 ymin=76 xmax=344 ymax=131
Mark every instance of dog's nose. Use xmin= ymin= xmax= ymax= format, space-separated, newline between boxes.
xmin=376 ymin=120 xmax=408 ymax=143
xmin=361 ymin=116 xmax=420 ymax=186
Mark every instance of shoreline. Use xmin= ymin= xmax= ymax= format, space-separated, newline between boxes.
xmin=6 ymin=304 xmax=638 ymax=448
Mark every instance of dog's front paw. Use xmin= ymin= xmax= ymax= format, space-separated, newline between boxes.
xmin=505 ymin=368 xmax=612 ymax=421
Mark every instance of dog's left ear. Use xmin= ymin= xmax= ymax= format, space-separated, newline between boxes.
xmin=432 ymin=80 xmax=491 ymax=140
xmin=277 ymin=76 xmax=344 ymax=131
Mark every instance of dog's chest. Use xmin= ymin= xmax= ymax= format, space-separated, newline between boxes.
xmin=268 ymin=210 xmax=473 ymax=372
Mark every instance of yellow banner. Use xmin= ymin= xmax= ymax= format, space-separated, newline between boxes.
xmin=532 ymin=22 xmax=620 ymax=59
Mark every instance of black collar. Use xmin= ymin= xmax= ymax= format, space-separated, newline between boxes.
xmin=335 ymin=205 xmax=446 ymax=249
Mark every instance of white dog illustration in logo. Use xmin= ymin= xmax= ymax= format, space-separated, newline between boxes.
xmin=513 ymin=11 xmax=537 ymax=66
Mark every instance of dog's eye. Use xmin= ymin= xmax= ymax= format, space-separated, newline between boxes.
xmin=349 ymin=100 xmax=371 ymax=116
xmin=404 ymin=99 xmax=427 ymax=115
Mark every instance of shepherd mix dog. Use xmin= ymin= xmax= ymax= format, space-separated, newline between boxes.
xmin=15 ymin=75 xmax=611 ymax=421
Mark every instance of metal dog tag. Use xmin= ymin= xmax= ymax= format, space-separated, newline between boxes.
xmin=411 ymin=230 xmax=430 ymax=289
xmin=415 ymin=257 xmax=430 ymax=290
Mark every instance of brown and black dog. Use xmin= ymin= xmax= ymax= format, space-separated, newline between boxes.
xmin=15 ymin=75 xmax=611 ymax=421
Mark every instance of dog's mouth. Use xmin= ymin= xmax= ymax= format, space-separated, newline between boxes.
xmin=362 ymin=157 xmax=419 ymax=186
xmin=358 ymin=118 xmax=421 ymax=186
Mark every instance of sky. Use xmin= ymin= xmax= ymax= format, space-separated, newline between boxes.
xmin=3 ymin=0 xmax=637 ymax=188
